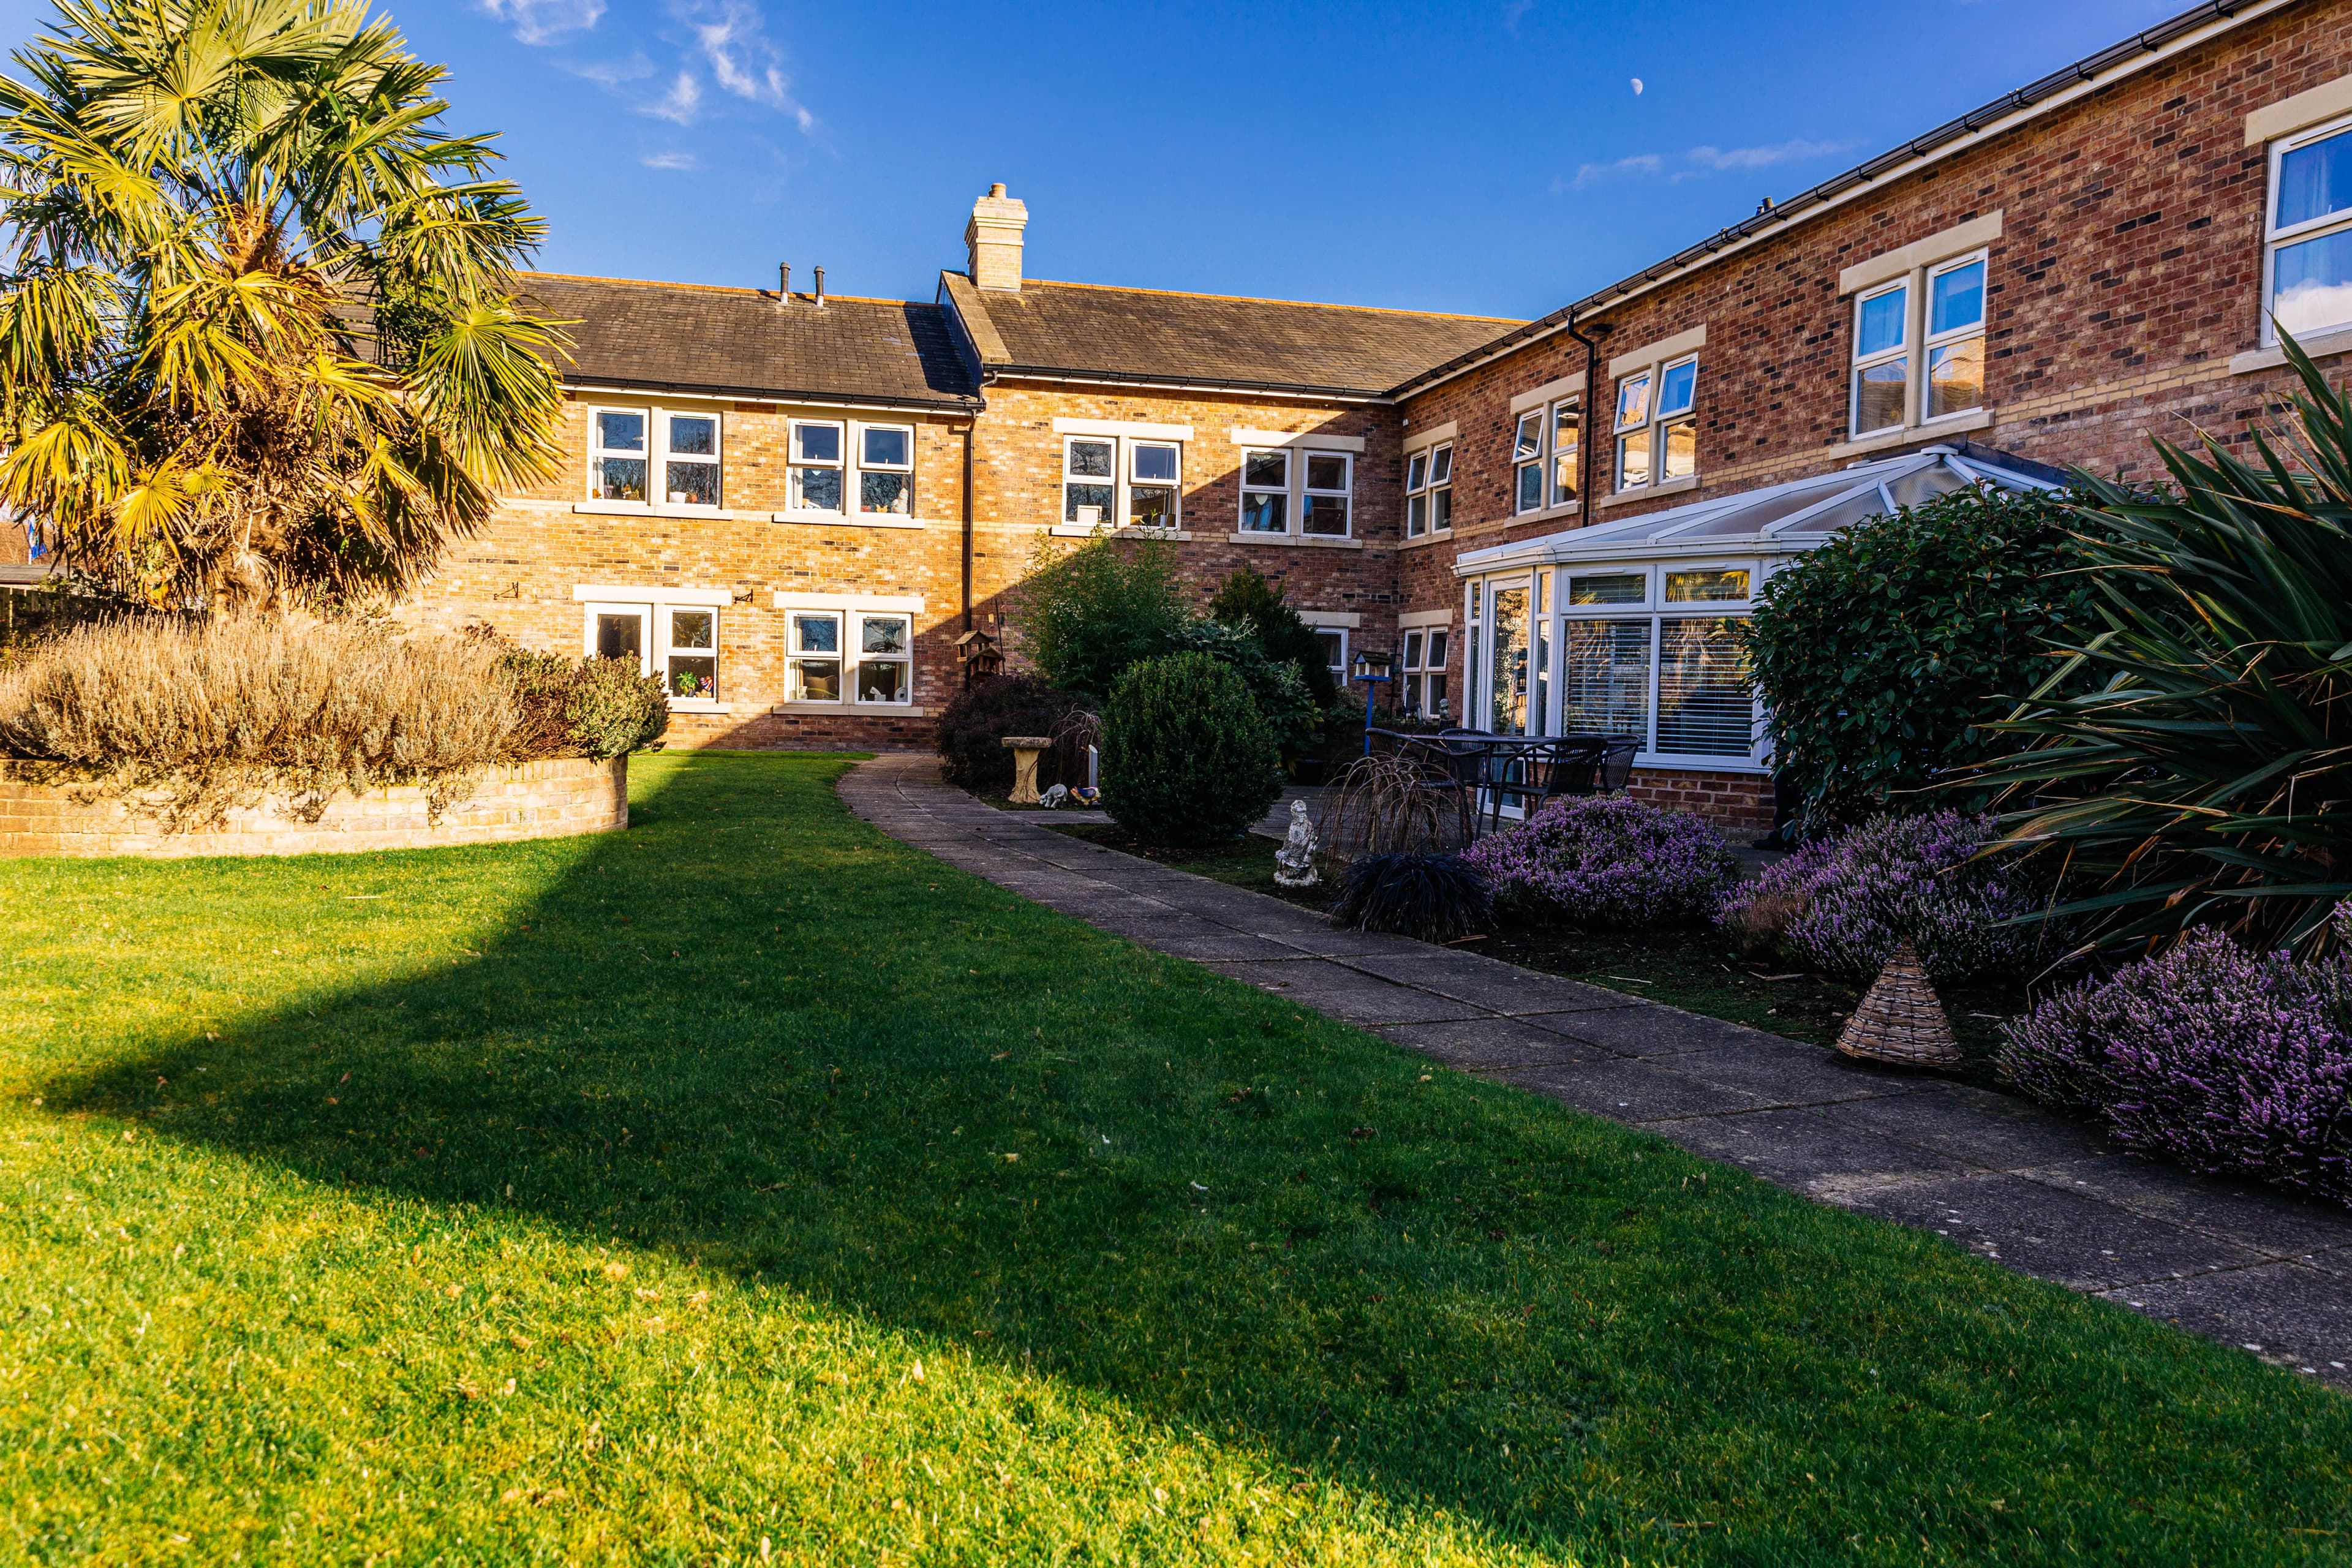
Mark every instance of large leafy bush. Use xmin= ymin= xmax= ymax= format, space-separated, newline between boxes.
xmin=1207 ymin=567 xmax=1340 ymax=709
xmin=1014 ymin=536 xmax=1193 ymax=701
xmin=1741 ymin=484 xmax=2094 ymax=834
xmin=1717 ymin=810 xmax=2050 ymax=984
xmin=1464 ymin=795 xmax=1736 ymax=930
xmin=498 ymin=646 xmax=669 ymax=761
xmin=1978 ymin=336 xmax=2352 ymax=956
xmin=1100 ymin=652 xmax=1284 ymax=846
xmin=1167 ymin=620 xmax=1322 ymax=762
xmin=935 ymin=674 xmax=1088 ymax=794
xmin=2000 ymin=924 xmax=2352 ymax=1206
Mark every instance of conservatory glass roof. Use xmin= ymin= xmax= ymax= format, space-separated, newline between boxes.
xmin=1453 ymin=443 xmax=2062 ymax=576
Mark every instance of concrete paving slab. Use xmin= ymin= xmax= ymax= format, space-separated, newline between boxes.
xmin=2011 ymin=1155 xmax=2352 ymax=1259
xmin=1834 ymin=1082 xmax=2119 ymax=1170
xmin=1521 ymin=1004 xmax=1786 ymax=1058
xmin=1836 ymin=1171 xmax=2266 ymax=1291
xmin=1656 ymin=1107 xmax=1976 ymax=1196
xmin=1493 ymin=1058 xmax=1774 ymax=1123
xmin=2100 ymin=1264 xmax=2352 ymax=1387
xmin=1662 ymin=1038 xmax=1920 ymax=1107
xmin=1377 ymin=1017 xmax=1624 ymax=1070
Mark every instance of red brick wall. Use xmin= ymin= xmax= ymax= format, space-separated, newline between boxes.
xmin=1623 ymin=767 xmax=1774 ymax=839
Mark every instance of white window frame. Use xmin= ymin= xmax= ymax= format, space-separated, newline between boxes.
xmin=1612 ymin=356 xmax=1698 ymax=494
xmin=1846 ymin=247 xmax=1988 ymax=439
xmin=1398 ymin=624 xmax=1452 ymax=720
xmin=787 ymin=418 xmax=846 ymax=516
xmin=1128 ymin=439 xmax=1183 ymax=530
xmin=579 ymin=596 xmax=725 ymax=712
xmin=854 ymin=423 xmax=916 ymax=518
xmin=1544 ymin=561 xmax=1764 ymax=768
xmin=2263 ymin=110 xmax=2352 ymax=347
xmin=1316 ymin=627 xmax=1348 ymax=679
xmin=852 ymin=611 xmax=915 ymax=706
xmin=1512 ymin=402 xmax=1583 ymax=515
xmin=1238 ymin=447 xmax=1291 ymax=534
xmin=784 ymin=608 xmax=846 ymax=704
xmin=1300 ymin=450 xmax=1353 ymax=537
xmin=584 ymin=404 xmax=725 ymax=513
xmin=1404 ymin=440 xmax=1453 ymax=538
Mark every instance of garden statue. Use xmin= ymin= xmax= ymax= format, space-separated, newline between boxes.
xmin=1040 ymin=783 xmax=1069 ymax=809
xmin=1274 ymin=798 xmax=1321 ymax=888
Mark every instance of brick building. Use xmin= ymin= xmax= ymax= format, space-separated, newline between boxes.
xmin=410 ymin=0 xmax=2352 ymax=834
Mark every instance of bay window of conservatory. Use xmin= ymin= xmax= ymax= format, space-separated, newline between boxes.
xmin=1551 ymin=565 xmax=1758 ymax=764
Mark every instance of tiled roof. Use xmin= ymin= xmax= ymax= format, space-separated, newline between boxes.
xmin=941 ymin=272 xmax=1521 ymax=398
xmin=518 ymin=273 xmax=981 ymax=410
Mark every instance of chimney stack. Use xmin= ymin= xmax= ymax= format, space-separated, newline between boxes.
xmin=813 ymin=265 xmax=825 ymax=307
xmin=778 ymin=262 xmax=790 ymax=299
xmin=965 ymin=182 xmax=1028 ymax=292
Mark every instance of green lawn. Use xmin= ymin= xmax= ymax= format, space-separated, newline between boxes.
xmin=2 ymin=752 xmax=2345 ymax=1564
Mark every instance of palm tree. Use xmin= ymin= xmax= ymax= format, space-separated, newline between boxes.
xmin=0 ymin=0 xmax=566 ymax=611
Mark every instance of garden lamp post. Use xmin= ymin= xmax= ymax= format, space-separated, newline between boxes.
xmin=1352 ymin=649 xmax=1395 ymax=755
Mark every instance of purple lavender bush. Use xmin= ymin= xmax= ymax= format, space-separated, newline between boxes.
xmin=1999 ymin=925 xmax=2352 ymax=1205
xmin=1717 ymin=810 xmax=2046 ymax=984
xmin=1464 ymin=795 xmax=1736 ymax=929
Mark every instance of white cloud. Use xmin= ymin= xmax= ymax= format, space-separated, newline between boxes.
xmin=643 ymin=71 xmax=703 ymax=125
xmin=1685 ymin=138 xmax=1848 ymax=172
xmin=476 ymin=0 xmax=604 ymax=45
xmin=1502 ymin=0 xmax=1534 ymax=34
xmin=641 ymin=151 xmax=699 ymax=171
xmin=669 ymin=0 xmax=813 ymax=128
xmin=1567 ymin=153 xmax=1663 ymax=190
xmin=565 ymin=50 xmax=655 ymax=88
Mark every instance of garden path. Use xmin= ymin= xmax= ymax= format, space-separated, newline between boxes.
xmin=845 ymin=753 xmax=2352 ymax=1388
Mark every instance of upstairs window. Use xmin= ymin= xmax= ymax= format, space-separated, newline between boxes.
xmin=1847 ymin=251 xmax=1986 ymax=437
xmin=790 ymin=420 xmax=843 ymax=513
xmin=1512 ymin=399 xmax=1582 ymax=514
xmin=859 ymin=426 xmax=913 ymax=516
xmin=591 ymin=410 xmax=648 ymax=502
xmin=1130 ymin=441 xmax=1181 ymax=528
xmin=2266 ymin=115 xmax=2352 ymax=342
xmin=587 ymin=407 xmax=723 ymax=508
xmin=1240 ymin=449 xmax=1288 ymax=532
xmin=1063 ymin=438 xmax=1117 ymax=528
xmin=1404 ymin=441 xmax=1452 ymax=538
xmin=1615 ymin=356 xmax=1696 ymax=492
xmin=1302 ymin=452 xmax=1352 ymax=535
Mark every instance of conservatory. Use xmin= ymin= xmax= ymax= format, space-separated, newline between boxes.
xmin=1449 ymin=443 xmax=2060 ymax=775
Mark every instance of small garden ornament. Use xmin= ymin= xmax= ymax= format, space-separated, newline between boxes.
xmin=1836 ymin=941 xmax=1961 ymax=1068
xmin=1001 ymin=735 xmax=1053 ymax=805
xmin=1274 ymin=798 xmax=1321 ymax=888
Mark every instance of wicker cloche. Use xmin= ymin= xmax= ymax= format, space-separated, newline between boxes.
xmin=1836 ymin=941 xmax=1961 ymax=1068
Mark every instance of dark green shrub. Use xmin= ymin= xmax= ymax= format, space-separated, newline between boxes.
xmin=936 ymin=674 xmax=1087 ymax=793
xmin=1014 ymin=535 xmax=1193 ymax=701
xmin=1101 ymin=652 xmax=1285 ymax=846
xmin=1207 ymin=566 xmax=1340 ymax=709
xmin=1168 ymin=620 xmax=1322 ymax=762
xmin=498 ymin=646 xmax=668 ymax=760
xmin=1332 ymin=853 xmax=1492 ymax=943
xmin=1740 ymin=483 xmax=2094 ymax=834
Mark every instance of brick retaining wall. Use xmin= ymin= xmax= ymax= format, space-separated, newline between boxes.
xmin=1623 ymin=766 xmax=1774 ymax=840
xmin=0 ymin=755 xmax=628 ymax=859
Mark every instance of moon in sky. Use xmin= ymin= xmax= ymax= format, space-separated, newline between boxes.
xmin=1631 ymin=77 xmax=1644 ymax=94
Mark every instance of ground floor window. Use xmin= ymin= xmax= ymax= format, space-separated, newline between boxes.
xmin=1399 ymin=627 xmax=1450 ymax=719
xmin=583 ymin=600 xmax=722 ymax=707
xmin=1315 ymin=628 xmax=1347 ymax=678
xmin=785 ymin=608 xmax=914 ymax=706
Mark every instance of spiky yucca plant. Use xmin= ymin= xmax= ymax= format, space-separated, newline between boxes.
xmin=1980 ymin=333 xmax=2352 ymax=956
xmin=0 ymin=0 xmax=566 ymax=610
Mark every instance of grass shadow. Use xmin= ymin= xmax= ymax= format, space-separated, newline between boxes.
xmin=31 ymin=752 xmax=2352 ymax=1561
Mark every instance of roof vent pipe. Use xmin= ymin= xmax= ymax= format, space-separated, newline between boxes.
xmin=813 ymin=265 xmax=825 ymax=307
xmin=778 ymin=262 xmax=790 ymax=300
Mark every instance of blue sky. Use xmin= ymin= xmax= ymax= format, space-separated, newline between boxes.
xmin=7 ymin=0 xmax=2199 ymax=319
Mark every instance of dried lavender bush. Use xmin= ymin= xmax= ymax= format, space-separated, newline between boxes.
xmin=0 ymin=618 xmax=520 ymax=828
xmin=2000 ymin=918 xmax=2352 ymax=1205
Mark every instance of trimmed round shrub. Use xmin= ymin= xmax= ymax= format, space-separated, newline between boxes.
xmin=1100 ymin=651 xmax=1284 ymax=846
xmin=935 ymin=674 xmax=1087 ymax=794
xmin=1464 ymin=795 xmax=1736 ymax=929
xmin=1332 ymin=853 xmax=1491 ymax=943
xmin=1999 ymin=926 xmax=2352 ymax=1206
xmin=1717 ymin=810 xmax=2046 ymax=984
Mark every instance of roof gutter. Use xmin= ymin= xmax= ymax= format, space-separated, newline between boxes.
xmin=1387 ymin=0 xmax=2286 ymax=402
xmin=560 ymin=377 xmax=981 ymax=416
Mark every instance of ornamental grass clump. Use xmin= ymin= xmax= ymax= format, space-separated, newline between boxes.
xmin=1464 ymin=795 xmax=1736 ymax=930
xmin=1331 ymin=853 xmax=1492 ymax=943
xmin=1718 ymin=810 xmax=2048 ymax=984
xmin=1999 ymin=924 xmax=2352 ymax=1205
